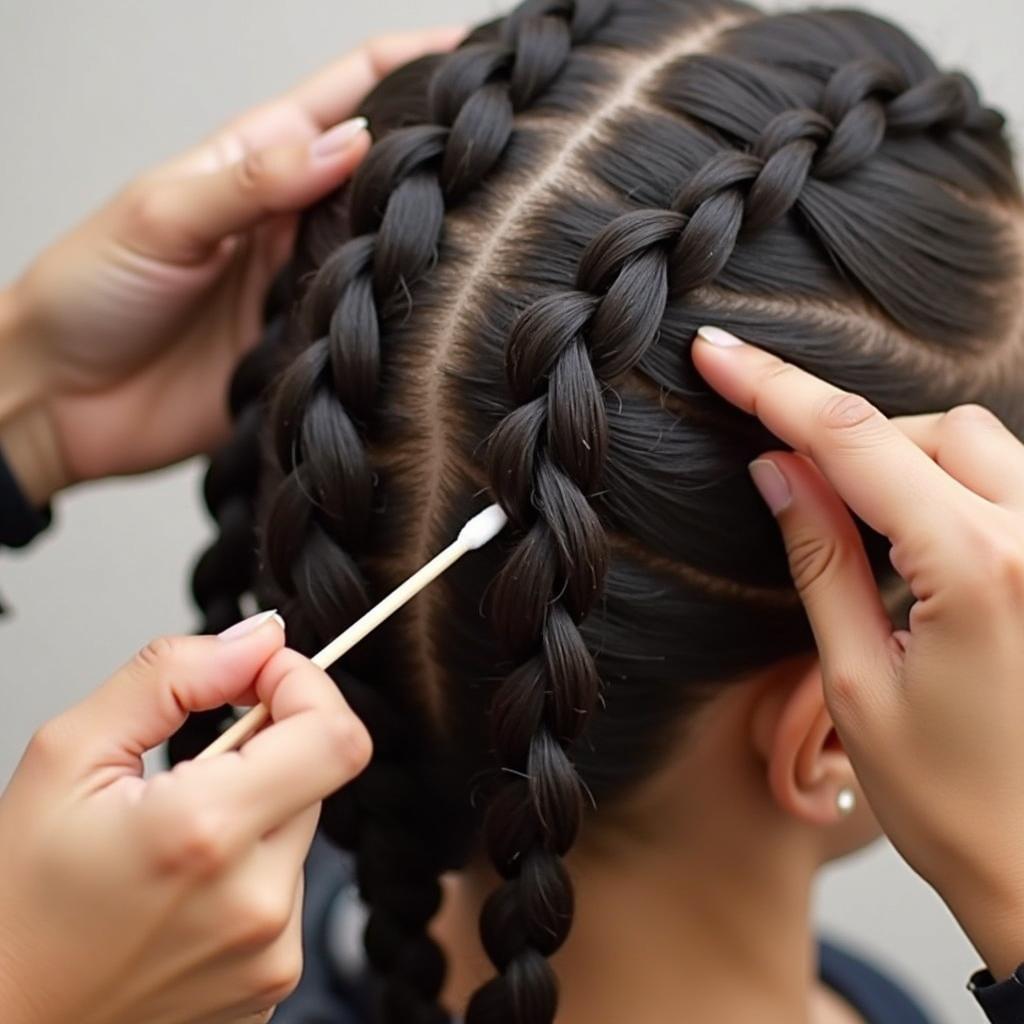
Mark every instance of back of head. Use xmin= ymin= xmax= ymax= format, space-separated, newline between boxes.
xmin=184 ymin=2 xmax=1023 ymax=1021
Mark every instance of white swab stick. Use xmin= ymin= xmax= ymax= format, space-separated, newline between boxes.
xmin=196 ymin=504 xmax=508 ymax=760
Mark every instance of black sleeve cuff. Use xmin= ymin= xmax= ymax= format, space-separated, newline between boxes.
xmin=969 ymin=963 xmax=1024 ymax=1022
xmin=0 ymin=448 xmax=51 ymax=548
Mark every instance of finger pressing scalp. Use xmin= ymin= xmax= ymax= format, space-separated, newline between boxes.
xmin=692 ymin=326 xmax=969 ymax=544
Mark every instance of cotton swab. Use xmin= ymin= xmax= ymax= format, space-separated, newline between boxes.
xmin=195 ymin=504 xmax=508 ymax=760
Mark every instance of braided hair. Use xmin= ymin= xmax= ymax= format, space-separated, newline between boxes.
xmin=266 ymin=4 xmax=617 ymax=1020
xmin=182 ymin=2 xmax=1023 ymax=1022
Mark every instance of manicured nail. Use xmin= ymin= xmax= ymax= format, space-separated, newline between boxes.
xmin=218 ymin=609 xmax=285 ymax=641
xmin=697 ymin=326 xmax=745 ymax=348
xmin=310 ymin=116 xmax=369 ymax=160
xmin=749 ymin=459 xmax=792 ymax=516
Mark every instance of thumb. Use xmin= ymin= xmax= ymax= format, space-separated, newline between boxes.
xmin=117 ymin=116 xmax=370 ymax=265
xmin=749 ymin=452 xmax=898 ymax=726
xmin=46 ymin=611 xmax=286 ymax=776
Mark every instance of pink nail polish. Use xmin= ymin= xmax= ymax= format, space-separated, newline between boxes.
xmin=217 ymin=609 xmax=284 ymax=641
xmin=749 ymin=460 xmax=792 ymax=516
xmin=310 ymin=116 xmax=369 ymax=160
xmin=697 ymin=326 xmax=745 ymax=348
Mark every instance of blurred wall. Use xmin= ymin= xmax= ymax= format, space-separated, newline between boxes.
xmin=1 ymin=1 xmax=1021 ymax=1020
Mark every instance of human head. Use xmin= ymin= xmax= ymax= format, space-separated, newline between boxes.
xmin=183 ymin=1 xmax=1023 ymax=1021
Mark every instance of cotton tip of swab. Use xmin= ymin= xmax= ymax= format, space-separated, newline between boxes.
xmin=457 ymin=504 xmax=508 ymax=550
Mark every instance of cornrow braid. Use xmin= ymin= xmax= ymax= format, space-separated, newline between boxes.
xmin=663 ymin=56 xmax=1006 ymax=250
xmin=653 ymin=49 xmax=1013 ymax=340
xmin=258 ymin=2 xmax=615 ymax=1021
xmin=472 ymin=52 xmax=1008 ymax=1024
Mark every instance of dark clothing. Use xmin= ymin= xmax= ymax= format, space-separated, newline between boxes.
xmin=276 ymin=836 xmax=937 ymax=1024
xmin=0 ymin=449 xmax=50 ymax=550
xmin=0 ymin=448 xmax=52 ymax=613
xmin=819 ymin=940 xmax=934 ymax=1024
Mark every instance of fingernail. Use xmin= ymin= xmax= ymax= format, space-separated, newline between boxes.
xmin=749 ymin=459 xmax=792 ymax=516
xmin=218 ymin=609 xmax=285 ymax=641
xmin=310 ymin=116 xmax=369 ymax=160
xmin=697 ymin=326 xmax=745 ymax=348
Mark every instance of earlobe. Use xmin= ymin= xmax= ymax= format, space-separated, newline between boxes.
xmin=751 ymin=659 xmax=856 ymax=828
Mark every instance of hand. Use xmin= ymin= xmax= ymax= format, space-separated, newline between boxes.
xmin=0 ymin=28 xmax=463 ymax=505
xmin=693 ymin=326 xmax=1024 ymax=980
xmin=0 ymin=612 xmax=371 ymax=1024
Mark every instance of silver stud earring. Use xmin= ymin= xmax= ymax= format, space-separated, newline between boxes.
xmin=836 ymin=787 xmax=857 ymax=817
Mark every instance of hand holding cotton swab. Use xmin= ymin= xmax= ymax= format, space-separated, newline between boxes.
xmin=196 ymin=503 xmax=508 ymax=760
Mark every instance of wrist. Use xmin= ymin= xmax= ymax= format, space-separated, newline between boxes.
xmin=0 ymin=288 xmax=67 ymax=505
xmin=942 ymin=863 xmax=1024 ymax=982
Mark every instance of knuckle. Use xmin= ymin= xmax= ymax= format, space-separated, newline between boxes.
xmin=959 ymin=519 xmax=1024 ymax=603
xmin=250 ymin=946 xmax=303 ymax=1007
xmin=749 ymin=360 xmax=800 ymax=421
xmin=133 ymin=634 xmax=179 ymax=675
xmin=363 ymin=33 xmax=393 ymax=69
xmin=907 ymin=596 xmax=940 ymax=631
xmin=324 ymin=713 xmax=374 ymax=777
xmin=121 ymin=181 xmax=171 ymax=237
xmin=155 ymin=803 xmax=232 ymax=876
xmin=825 ymin=668 xmax=863 ymax=721
xmin=757 ymin=358 xmax=801 ymax=391
xmin=137 ymin=771 xmax=176 ymax=821
xmin=944 ymin=403 xmax=1001 ymax=431
xmin=995 ymin=551 xmax=1024 ymax=605
xmin=816 ymin=392 xmax=882 ymax=437
xmin=26 ymin=719 xmax=67 ymax=766
xmin=234 ymin=148 xmax=272 ymax=196
xmin=209 ymin=127 xmax=248 ymax=170
xmin=784 ymin=529 xmax=844 ymax=595
xmin=233 ymin=891 xmax=294 ymax=948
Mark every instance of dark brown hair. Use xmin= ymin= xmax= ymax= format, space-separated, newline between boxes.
xmin=178 ymin=2 xmax=1023 ymax=1021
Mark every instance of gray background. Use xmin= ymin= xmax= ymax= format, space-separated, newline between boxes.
xmin=1 ymin=1 xmax=1021 ymax=1020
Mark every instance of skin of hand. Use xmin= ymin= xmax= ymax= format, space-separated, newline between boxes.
xmin=0 ymin=612 xmax=371 ymax=1024
xmin=0 ymin=27 xmax=464 ymax=506
xmin=692 ymin=325 xmax=1024 ymax=980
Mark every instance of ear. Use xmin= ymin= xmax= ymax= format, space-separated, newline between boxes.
xmin=749 ymin=657 xmax=854 ymax=827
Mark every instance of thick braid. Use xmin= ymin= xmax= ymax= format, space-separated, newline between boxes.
xmin=683 ymin=56 xmax=1006 ymax=234
xmin=804 ymin=58 xmax=1004 ymax=178
xmin=263 ymin=0 xmax=614 ymax=636
xmin=320 ymin=673 xmax=453 ymax=1024
xmin=259 ymin=3 xmax=614 ymax=1021
xmin=470 ymin=53 xmax=1002 ymax=1024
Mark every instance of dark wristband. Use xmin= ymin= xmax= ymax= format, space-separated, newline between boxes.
xmin=0 ymin=447 xmax=51 ymax=548
xmin=970 ymin=963 xmax=1024 ymax=1022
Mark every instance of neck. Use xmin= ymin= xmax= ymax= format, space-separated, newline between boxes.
xmin=433 ymin=728 xmax=830 ymax=1023
xmin=437 ymin=841 xmax=820 ymax=1024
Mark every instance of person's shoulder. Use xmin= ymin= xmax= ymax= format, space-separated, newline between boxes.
xmin=818 ymin=937 xmax=937 ymax=1024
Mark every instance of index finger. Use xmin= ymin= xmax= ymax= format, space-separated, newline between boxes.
xmin=692 ymin=326 xmax=971 ymax=542
xmin=211 ymin=648 xmax=373 ymax=838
